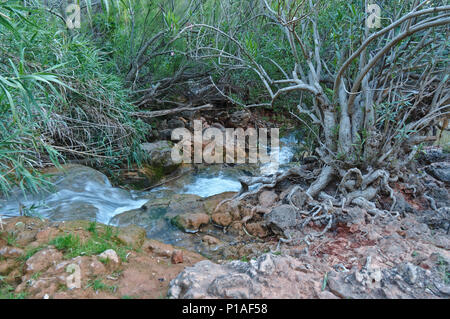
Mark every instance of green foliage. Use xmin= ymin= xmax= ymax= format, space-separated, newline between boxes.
xmin=6 ymin=232 xmax=17 ymax=246
xmin=0 ymin=283 xmax=27 ymax=299
xmin=86 ymin=278 xmax=117 ymax=293
xmin=87 ymin=221 xmax=98 ymax=235
xmin=437 ymin=255 xmax=449 ymax=285
xmin=240 ymin=255 xmax=249 ymax=262
xmin=0 ymin=1 xmax=150 ymax=197
xmin=49 ymin=229 xmax=129 ymax=261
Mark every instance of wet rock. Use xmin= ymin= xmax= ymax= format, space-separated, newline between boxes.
xmin=202 ymin=192 xmax=237 ymax=214
xmin=47 ymin=203 xmax=99 ymax=222
xmin=140 ymin=141 xmax=177 ymax=168
xmin=202 ymin=235 xmax=221 ymax=246
xmin=265 ymin=205 xmax=297 ymax=236
xmin=0 ymin=166 xmax=143 ymax=224
xmin=166 ymin=194 xmax=206 ymax=218
xmin=53 ymin=165 xmax=111 ymax=191
xmin=109 ymin=203 xmax=167 ymax=228
xmin=172 ymin=213 xmax=210 ymax=232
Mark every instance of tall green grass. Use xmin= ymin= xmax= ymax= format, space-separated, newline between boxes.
xmin=0 ymin=1 xmax=149 ymax=197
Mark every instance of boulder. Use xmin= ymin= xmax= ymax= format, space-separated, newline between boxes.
xmin=172 ymin=213 xmax=210 ymax=233
xmin=140 ymin=141 xmax=178 ymax=168
xmin=202 ymin=235 xmax=221 ymax=246
xmin=168 ymin=253 xmax=317 ymax=299
xmin=142 ymin=239 xmax=177 ymax=258
xmin=202 ymin=192 xmax=237 ymax=214
xmin=212 ymin=211 xmax=233 ymax=227
xmin=265 ymin=204 xmax=297 ymax=235
xmin=258 ymin=191 xmax=278 ymax=208
xmin=158 ymin=129 xmax=173 ymax=140
xmin=166 ymin=194 xmax=205 ymax=218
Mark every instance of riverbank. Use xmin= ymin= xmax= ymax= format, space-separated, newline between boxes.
xmin=0 ymin=217 xmax=204 ymax=299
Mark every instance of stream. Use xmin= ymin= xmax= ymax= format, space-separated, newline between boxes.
xmin=0 ymin=133 xmax=299 ymax=256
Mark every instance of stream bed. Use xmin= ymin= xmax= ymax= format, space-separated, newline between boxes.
xmin=0 ymin=133 xmax=300 ymax=257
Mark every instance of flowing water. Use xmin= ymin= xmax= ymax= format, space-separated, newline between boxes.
xmin=179 ymin=133 xmax=299 ymax=198
xmin=0 ymin=132 xmax=299 ymax=254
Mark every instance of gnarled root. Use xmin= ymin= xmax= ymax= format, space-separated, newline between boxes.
xmin=213 ymin=163 xmax=401 ymax=253
xmin=306 ymin=165 xmax=335 ymax=198
xmin=341 ymin=169 xmax=397 ymax=212
xmin=213 ymin=166 xmax=316 ymax=213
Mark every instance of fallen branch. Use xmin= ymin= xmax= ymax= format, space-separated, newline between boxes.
xmin=130 ymin=104 xmax=214 ymax=118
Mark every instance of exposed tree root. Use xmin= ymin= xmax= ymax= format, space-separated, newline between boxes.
xmin=214 ymin=164 xmax=407 ymax=252
xmin=306 ymin=165 xmax=335 ymax=197
xmin=213 ymin=166 xmax=316 ymax=214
